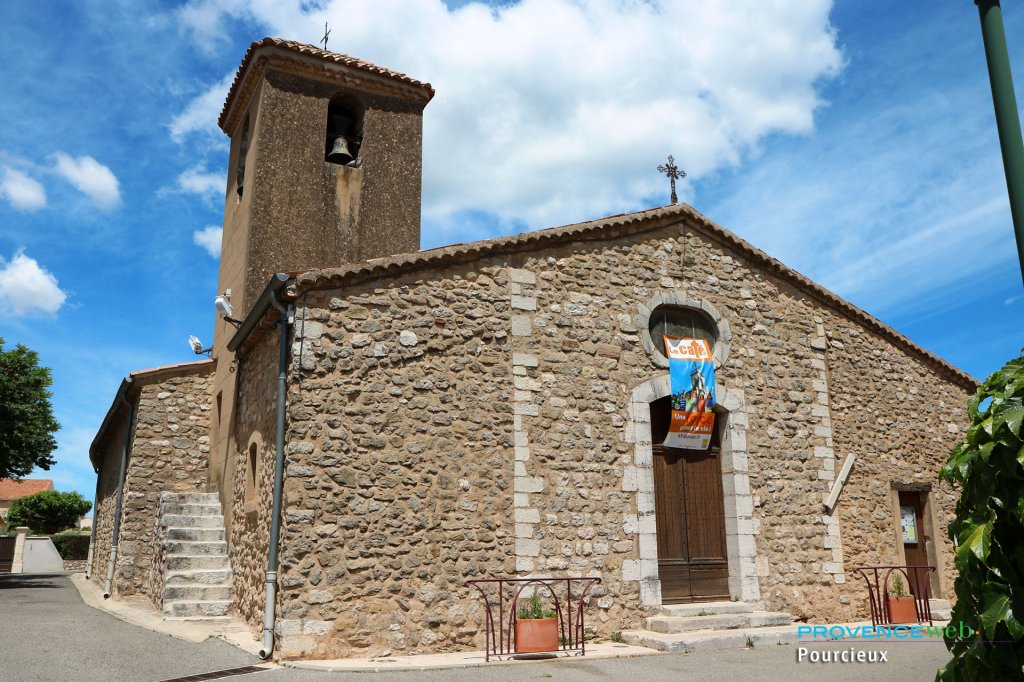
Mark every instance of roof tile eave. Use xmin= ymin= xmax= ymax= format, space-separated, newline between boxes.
xmin=218 ymin=37 xmax=435 ymax=132
xmin=128 ymin=358 xmax=215 ymax=380
xmin=284 ymin=203 xmax=977 ymax=390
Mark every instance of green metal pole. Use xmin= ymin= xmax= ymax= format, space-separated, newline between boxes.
xmin=975 ymin=0 xmax=1024 ymax=285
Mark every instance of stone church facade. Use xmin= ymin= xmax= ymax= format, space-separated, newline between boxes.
xmin=88 ymin=38 xmax=974 ymax=660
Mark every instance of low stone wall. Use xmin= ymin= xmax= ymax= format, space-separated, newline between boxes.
xmin=23 ymin=537 xmax=64 ymax=573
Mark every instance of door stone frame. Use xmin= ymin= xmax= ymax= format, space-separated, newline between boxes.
xmin=623 ymin=375 xmax=760 ymax=606
xmin=889 ymin=483 xmax=946 ymax=599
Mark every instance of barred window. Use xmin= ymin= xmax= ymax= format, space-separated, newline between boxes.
xmin=648 ymin=306 xmax=716 ymax=358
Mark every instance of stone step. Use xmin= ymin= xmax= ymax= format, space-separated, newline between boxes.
xmin=163 ymin=540 xmax=228 ymax=556
xmin=165 ymin=527 xmax=225 ymax=542
xmin=932 ymin=610 xmax=952 ymax=621
xmin=161 ymin=514 xmax=224 ymax=528
xmin=161 ymin=492 xmax=220 ymax=504
xmin=162 ymin=600 xmax=232 ymax=618
xmin=160 ymin=503 xmax=222 ymax=516
xmin=929 ymin=598 xmax=951 ymax=610
xmin=165 ymin=569 xmax=233 ymax=586
xmin=164 ymin=554 xmax=231 ymax=571
xmin=646 ymin=611 xmax=792 ymax=634
xmin=162 ymin=585 xmax=232 ymax=602
xmin=163 ymin=615 xmax=234 ymax=623
xmin=621 ymin=625 xmax=800 ymax=654
xmin=658 ymin=601 xmax=757 ymax=617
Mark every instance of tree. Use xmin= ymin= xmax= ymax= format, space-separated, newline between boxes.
xmin=937 ymin=353 xmax=1024 ymax=680
xmin=0 ymin=337 xmax=59 ymax=479
xmin=5 ymin=490 xmax=91 ymax=534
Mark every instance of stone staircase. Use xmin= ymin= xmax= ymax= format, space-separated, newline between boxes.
xmin=157 ymin=492 xmax=233 ymax=620
xmin=622 ymin=601 xmax=796 ymax=653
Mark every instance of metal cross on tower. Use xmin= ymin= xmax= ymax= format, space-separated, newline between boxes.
xmin=320 ymin=22 xmax=331 ymax=50
xmin=657 ymin=155 xmax=686 ymax=205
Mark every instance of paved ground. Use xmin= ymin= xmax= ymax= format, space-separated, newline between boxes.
xmin=0 ymin=572 xmax=255 ymax=681
xmin=1 ymin=573 xmax=953 ymax=681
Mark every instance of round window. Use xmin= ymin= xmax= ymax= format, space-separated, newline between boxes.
xmin=648 ymin=306 xmax=717 ymax=358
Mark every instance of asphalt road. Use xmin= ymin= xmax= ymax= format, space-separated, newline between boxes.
xmin=0 ymin=573 xmax=952 ymax=682
xmin=0 ymin=572 xmax=255 ymax=681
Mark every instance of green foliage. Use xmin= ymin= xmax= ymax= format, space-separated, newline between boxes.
xmin=890 ymin=575 xmax=907 ymax=599
xmin=0 ymin=338 xmax=60 ymax=479
xmin=517 ymin=591 xmax=556 ymax=620
xmin=5 ymin=490 xmax=91 ymax=535
xmin=50 ymin=530 xmax=90 ymax=559
xmin=937 ymin=354 xmax=1024 ymax=681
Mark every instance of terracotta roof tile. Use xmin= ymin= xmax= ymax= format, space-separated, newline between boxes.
xmin=0 ymin=478 xmax=54 ymax=502
xmin=129 ymin=359 xmax=214 ymax=379
xmin=219 ymin=37 xmax=434 ymax=132
xmin=288 ymin=203 xmax=976 ymax=390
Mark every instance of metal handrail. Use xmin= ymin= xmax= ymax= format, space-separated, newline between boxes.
xmin=852 ymin=565 xmax=936 ymax=626
xmin=465 ymin=576 xmax=602 ymax=661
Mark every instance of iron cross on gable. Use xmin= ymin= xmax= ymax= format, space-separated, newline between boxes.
xmin=320 ymin=22 xmax=331 ymax=50
xmin=657 ymin=155 xmax=687 ymax=205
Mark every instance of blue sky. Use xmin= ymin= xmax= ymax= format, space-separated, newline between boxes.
xmin=0 ymin=1 xmax=1021 ymax=506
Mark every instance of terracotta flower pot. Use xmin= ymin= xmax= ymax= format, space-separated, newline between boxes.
xmin=515 ymin=617 xmax=559 ymax=653
xmin=888 ymin=597 xmax=918 ymax=624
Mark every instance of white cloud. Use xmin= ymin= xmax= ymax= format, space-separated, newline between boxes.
xmin=52 ymin=153 xmax=121 ymax=210
xmin=169 ymin=72 xmax=235 ymax=143
xmin=172 ymin=0 xmax=842 ymax=229
xmin=193 ymin=225 xmax=222 ymax=258
xmin=702 ymin=58 xmax=1017 ymax=319
xmin=0 ymin=250 xmax=68 ymax=317
xmin=0 ymin=167 xmax=47 ymax=211
xmin=177 ymin=0 xmax=246 ymax=54
xmin=177 ymin=164 xmax=224 ymax=198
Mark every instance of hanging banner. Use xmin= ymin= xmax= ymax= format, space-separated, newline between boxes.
xmin=663 ymin=336 xmax=716 ymax=450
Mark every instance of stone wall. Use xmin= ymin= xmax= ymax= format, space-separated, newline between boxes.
xmin=825 ymin=317 xmax=966 ymax=614
xmin=229 ymin=217 xmax=971 ymax=659
xmin=266 ymin=264 xmax=516 ymax=659
xmin=229 ymin=324 xmax=280 ymax=631
xmin=89 ymin=415 xmax=128 ymax=584
xmin=88 ymin=363 xmax=214 ymax=601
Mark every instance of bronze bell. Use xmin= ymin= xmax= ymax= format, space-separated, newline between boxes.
xmin=327 ymin=136 xmax=354 ymax=165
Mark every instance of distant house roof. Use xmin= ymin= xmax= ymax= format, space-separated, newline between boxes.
xmin=219 ymin=37 xmax=435 ymax=134
xmin=0 ymin=479 xmax=54 ymax=503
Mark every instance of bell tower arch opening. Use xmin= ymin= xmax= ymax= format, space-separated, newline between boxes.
xmin=324 ymin=94 xmax=364 ymax=167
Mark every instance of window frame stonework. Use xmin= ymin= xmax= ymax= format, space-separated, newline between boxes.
xmin=636 ymin=293 xmax=731 ymax=370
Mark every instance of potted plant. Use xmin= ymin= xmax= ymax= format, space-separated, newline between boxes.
xmin=515 ymin=591 xmax=559 ymax=653
xmin=887 ymin=575 xmax=917 ymax=624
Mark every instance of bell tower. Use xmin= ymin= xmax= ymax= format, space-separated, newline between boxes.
xmin=206 ymin=38 xmax=434 ymax=514
xmin=216 ymin=37 xmax=434 ymax=316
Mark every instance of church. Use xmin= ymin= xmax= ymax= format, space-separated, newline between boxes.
xmin=87 ymin=38 xmax=974 ymax=660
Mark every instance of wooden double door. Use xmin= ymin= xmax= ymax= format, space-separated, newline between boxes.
xmin=652 ymin=443 xmax=730 ymax=603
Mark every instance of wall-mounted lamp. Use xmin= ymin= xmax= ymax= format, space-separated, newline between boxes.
xmin=188 ymin=335 xmax=213 ymax=356
xmin=216 ymin=290 xmax=243 ymax=328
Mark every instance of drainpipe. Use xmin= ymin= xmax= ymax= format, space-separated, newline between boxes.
xmin=104 ymin=381 xmax=134 ymax=598
xmin=84 ymin=461 xmax=101 ymax=580
xmin=975 ymin=0 xmax=1024 ymax=284
xmin=259 ymin=286 xmax=294 ymax=659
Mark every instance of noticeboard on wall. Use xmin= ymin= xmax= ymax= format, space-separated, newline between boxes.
xmin=901 ymin=506 xmax=919 ymax=544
